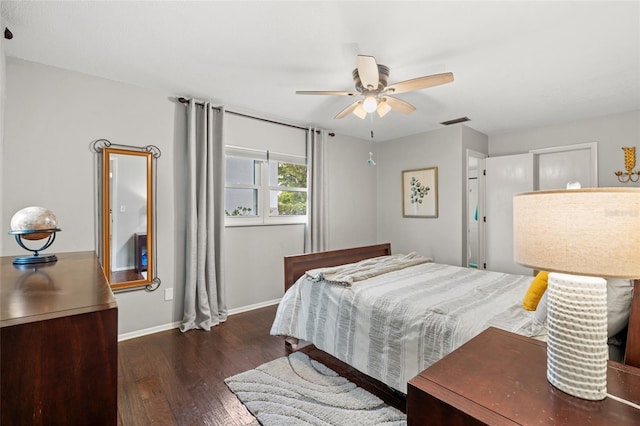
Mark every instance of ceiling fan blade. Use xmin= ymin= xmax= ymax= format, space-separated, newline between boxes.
xmin=377 ymin=99 xmax=392 ymax=117
xmin=296 ymin=90 xmax=358 ymax=96
xmin=357 ymin=55 xmax=379 ymax=90
xmin=386 ymin=72 xmax=454 ymax=94
xmin=335 ymin=100 xmax=364 ymax=119
xmin=385 ymin=96 xmax=416 ymax=115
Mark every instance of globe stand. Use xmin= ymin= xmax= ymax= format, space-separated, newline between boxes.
xmin=8 ymin=229 xmax=62 ymax=265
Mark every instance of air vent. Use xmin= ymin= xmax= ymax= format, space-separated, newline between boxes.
xmin=440 ymin=116 xmax=470 ymax=126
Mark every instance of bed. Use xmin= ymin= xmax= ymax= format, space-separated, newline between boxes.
xmin=270 ymin=243 xmax=640 ymax=394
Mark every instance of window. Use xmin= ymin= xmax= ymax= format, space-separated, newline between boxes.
xmin=225 ymin=148 xmax=307 ymax=226
xmin=224 ymin=156 xmax=259 ymax=218
xmin=269 ymin=160 xmax=307 ymax=216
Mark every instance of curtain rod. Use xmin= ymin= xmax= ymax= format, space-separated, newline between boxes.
xmin=178 ymin=97 xmax=314 ymax=132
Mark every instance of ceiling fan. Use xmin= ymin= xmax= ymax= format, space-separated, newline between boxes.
xmin=296 ymin=55 xmax=454 ymax=119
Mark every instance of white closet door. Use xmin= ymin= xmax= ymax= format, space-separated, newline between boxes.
xmin=533 ymin=142 xmax=598 ymax=189
xmin=485 ymin=153 xmax=534 ymax=275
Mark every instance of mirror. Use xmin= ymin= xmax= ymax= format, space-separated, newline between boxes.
xmin=93 ymin=140 xmax=160 ymax=291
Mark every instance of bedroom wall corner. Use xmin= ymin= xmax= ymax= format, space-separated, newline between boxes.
xmin=2 ymin=58 xmax=180 ymax=336
xmin=376 ymin=126 xmax=464 ymax=264
xmin=326 ymin=132 xmax=377 ymax=250
xmin=488 ymin=110 xmax=640 ymax=188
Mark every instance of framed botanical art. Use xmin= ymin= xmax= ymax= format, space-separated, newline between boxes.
xmin=402 ymin=167 xmax=438 ymax=218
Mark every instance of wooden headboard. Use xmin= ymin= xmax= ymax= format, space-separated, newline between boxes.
xmin=283 ymin=243 xmax=391 ymax=292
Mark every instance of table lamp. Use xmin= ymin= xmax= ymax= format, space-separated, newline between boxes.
xmin=513 ymin=188 xmax=640 ymax=400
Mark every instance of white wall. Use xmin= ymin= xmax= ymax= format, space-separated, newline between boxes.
xmin=326 ymin=133 xmax=378 ymax=250
xmin=225 ymin=132 xmax=379 ymax=309
xmin=225 ymin=225 xmax=305 ymax=310
xmin=2 ymin=58 xmax=379 ymax=336
xmin=6 ymin=58 xmax=636 ymax=337
xmin=3 ymin=58 xmax=180 ymax=335
xmin=375 ymin=111 xmax=640 ymax=268
xmin=376 ymin=126 xmax=465 ymax=265
xmin=489 ymin=110 xmax=640 ymax=188
xmin=222 ymin=112 xmax=308 ymax=311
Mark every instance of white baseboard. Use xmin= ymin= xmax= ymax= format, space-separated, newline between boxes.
xmin=117 ymin=298 xmax=281 ymax=341
xmin=227 ymin=298 xmax=281 ymax=315
xmin=118 ymin=321 xmax=182 ymax=341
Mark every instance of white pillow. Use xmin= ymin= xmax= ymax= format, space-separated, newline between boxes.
xmin=534 ymin=291 xmax=547 ymax=326
xmin=533 ymin=278 xmax=633 ymax=338
xmin=607 ymin=279 xmax=633 ymax=338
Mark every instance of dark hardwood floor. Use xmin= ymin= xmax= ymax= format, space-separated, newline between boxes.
xmin=111 ymin=268 xmax=146 ymax=283
xmin=117 ymin=304 xmax=406 ymax=425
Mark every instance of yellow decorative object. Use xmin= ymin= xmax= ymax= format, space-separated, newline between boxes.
xmin=523 ymin=271 xmax=549 ymax=311
xmin=624 ymin=147 xmax=636 ymax=171
xmin=615 ymin=147 xmax=640 ymax=183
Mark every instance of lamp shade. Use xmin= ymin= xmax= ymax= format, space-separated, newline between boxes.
xmin=513 ymin=188 xmax=640 ymax=278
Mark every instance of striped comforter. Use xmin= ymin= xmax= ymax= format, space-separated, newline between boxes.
xmin=270 ymin=261 xmax=542 ymax=393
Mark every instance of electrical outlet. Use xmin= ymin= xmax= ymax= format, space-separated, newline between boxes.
xmin=164 ymin=288 xmax=173 ymax=301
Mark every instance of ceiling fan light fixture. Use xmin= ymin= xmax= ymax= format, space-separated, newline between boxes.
xmin=353 ymin=102 xmax=367 ymax=119
xmin=296 ymin=55 xmax=454 ymax=120
xmin=377 ymin=99 xmax=392 ymax=117
xmin=362 ymin=96 xmax=378 ymax=113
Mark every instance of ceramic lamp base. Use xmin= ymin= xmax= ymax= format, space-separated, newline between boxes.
xmin=546 ymin=272 xmax=608 ymax=400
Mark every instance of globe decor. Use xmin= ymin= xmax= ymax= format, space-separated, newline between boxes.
xmin=8 ymin=206 xmax=62 ymax=265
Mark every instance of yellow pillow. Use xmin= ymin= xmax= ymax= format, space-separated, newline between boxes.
xmin=523 ymin=271 xmax=549 ymax=311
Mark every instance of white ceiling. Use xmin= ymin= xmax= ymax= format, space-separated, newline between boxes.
xmin=2 ymin=1 xmax=639 ymax=142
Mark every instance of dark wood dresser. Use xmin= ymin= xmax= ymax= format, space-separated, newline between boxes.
xmin=1 ymin=251 xmax=118 ymax=425
xmin=407 ymin=327 xmax=640 ymax=425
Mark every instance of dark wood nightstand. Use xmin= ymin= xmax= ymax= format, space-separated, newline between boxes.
xmin=407 ymin=327 xmax=640 ymax=425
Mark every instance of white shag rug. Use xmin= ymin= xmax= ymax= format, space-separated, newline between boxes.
xmin=224 ymin=351 xmax=407 ymax=425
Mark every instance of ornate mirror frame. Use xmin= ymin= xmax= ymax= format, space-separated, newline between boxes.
xmin=92 ymin=139 xmax=161 ymax=291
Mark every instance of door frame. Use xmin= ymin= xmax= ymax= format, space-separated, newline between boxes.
xmin=465 ymin=149 xmax=487 ymax=269
xmin=529 ymin=142 xmax=598 ymax=188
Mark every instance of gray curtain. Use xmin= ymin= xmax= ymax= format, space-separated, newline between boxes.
xmin=305 ymin=128 xmax=328 ymax=253
xmin=180 ymin=100 xmax=228 ymax=332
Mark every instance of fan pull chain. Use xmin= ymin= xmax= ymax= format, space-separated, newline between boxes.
xmin=367 ymin=124 xmax=376 ymax=165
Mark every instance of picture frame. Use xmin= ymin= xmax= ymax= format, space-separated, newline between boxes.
xmin=402 ymin=167 xmax=438 ymax=218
